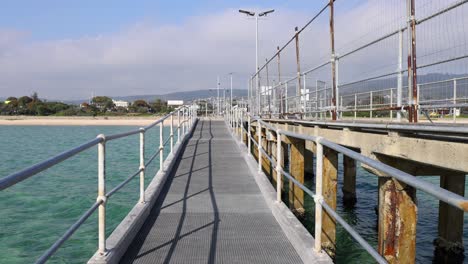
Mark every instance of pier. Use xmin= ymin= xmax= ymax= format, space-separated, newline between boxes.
xmin=1 ymin=0 xmax=468 ymax=263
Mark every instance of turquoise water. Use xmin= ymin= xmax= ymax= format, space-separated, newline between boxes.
xmin=0 ymin=126 xmax=174 ymax=263
xmin=0 ymin=125 xmax=467 ymax=263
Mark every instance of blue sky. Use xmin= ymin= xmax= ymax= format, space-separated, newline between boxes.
xmin=0 ymin=0 xmax=330 ymax=100
xmin=1 ymin=1 xmax=325 ymax=41
xmin=1 ymin=0 xmax=461 ymax=100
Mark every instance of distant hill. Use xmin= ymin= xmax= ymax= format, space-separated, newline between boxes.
xmin=64 ymin=89 xmax=248 ymax=105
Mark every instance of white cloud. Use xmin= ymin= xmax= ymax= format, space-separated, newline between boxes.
xmin=0 ymin=1 xmax=466 ymax=101
xmin=0 ymin=8 xmax=307 ymax=100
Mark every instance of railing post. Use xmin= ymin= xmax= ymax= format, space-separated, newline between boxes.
xmin=397 ymin=29 xmax=403 ymax=122
xmin=285 ymin=82 xmax=289 ymax=113
xmin=97 ymin=135 xmax=107 ymax=255
xmin=453 ymin=79 xmax=457 ymax=122
xmin=248 ymin=115 xmax=252 ymax=156
xmin=170 ymin=114 xmax=174 ymax=153
xmin=257 ymin=121 xmax=262 ymax=173
xmin=276 ymin=130 xmax=282 ymax=202
xmin=329 ymin=0 xmax=337 ymax=120
xmin=314 ymin=139 xmax=323 ymax=252
xmin=370 ymin=91 xmax=373 ymax=119
xmin=182 ymin=108 xmax=186 ymax=136
xmin=177 ymin=109 xmax=181 ymax=143
xmin=159 ymin=122 xmax=164 ymax=172
xmin=240 ymin=110 xmax=244 ymax=141
xmin=407 ymin=0 xmax=418 ymax=123
xmin=139 ymin=128 xmax=145 ymax=203
xmin=390 ymin=89 xmax=393 ymax=120
xmin=354 ymin=94 xmax=357 ymax=120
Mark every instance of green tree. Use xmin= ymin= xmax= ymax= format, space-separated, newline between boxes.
xmin=18 ymin=96 xmax=33 ymax=107
xmin=91 ymin=96 xmax=114 ymax=112
xmin=150 ymin=99 xmax=169 ymax=113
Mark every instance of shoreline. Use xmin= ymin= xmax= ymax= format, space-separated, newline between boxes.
xmin=0 ymin=116 xmax=178 ymax=126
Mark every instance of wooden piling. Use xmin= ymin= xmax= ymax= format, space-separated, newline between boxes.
xmin=286 ymin=136 xmax=305 ymax=217
xmin=261 ymin=128 xmax=270 ymax=175
xmin=378 ymin=177 xmax=417 ymax=264
xmin=322 ymin=146 xmax=338 ymax=257
xmin=342 ymin=155 xmax=357 ymax=207
xmin=434 ymin=173 xmax=466 ymax=263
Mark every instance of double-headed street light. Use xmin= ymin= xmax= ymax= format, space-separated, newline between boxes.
xmin=239 ymin=9 xmax=275 ymax=115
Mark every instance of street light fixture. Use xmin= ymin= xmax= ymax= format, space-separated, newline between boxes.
xmin=239 ymin=9 xmax=275 ymax=115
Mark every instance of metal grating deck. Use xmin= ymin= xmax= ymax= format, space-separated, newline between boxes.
xmin=120 ymin=119 xmax=303 ymax=264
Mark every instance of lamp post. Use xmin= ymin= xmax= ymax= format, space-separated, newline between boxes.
xmin=239 ymin=9 xmax=275 ymax=115
xmin=217 ymin=76 xmax=220 ymax=116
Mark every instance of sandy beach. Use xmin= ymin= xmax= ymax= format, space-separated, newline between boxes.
xmin=0 ymin=116 xmax=180 ymax=126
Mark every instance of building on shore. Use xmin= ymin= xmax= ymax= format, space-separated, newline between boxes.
xmin=167 ymin=100 xmax=184 ymax=106
xmin=113 ymin=100 xmax=129 ymax=109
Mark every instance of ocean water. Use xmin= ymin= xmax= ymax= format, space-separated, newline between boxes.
xmin=0 ymin=126 xmax=174 ymax=264
xmin=0 ymin=125 xmax=467 ymax=263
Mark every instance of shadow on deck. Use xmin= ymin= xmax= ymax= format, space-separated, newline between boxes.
xmin=120 ymin=119 xmax=303 ymax=264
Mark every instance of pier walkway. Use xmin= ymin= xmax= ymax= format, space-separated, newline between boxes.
xmin=120 ymin=119 xmax=304 ymax=263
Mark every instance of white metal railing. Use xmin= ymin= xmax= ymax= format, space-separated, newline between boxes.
xmin=0 ymin=105 xmax=197 ymax=264
xmin=257 ymin=75 xmax=468 ymax=122
xmin=226 ymin=107 xmax=468 ymax=263
xmin=248 ymin=0 xmax=468 ymax=123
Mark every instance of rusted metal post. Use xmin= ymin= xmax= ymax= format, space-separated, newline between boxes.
xmin=277 ymin=46 xmax=282 ymax=115
xmin=139 ymin=129 xmax=145 ymax=203
xmin=322 ymin=146 xmax=338 ymax=257
xmin=378 ymin=177 xmax=417 ymax=263
xmin=97 ymin=135 xmax=106 ymax=255
xmin=294 ymin=27 xmax=303 ymax=116
xmin=329 ymin=0 xmax=337 ymax=121
xmin=434 ymin=173 xmax=465 ymax=263
xmin=407 ymin=0 xmax=418 ymax=122
xmin=342 ymin=155 xmax=357 ymax=207
xmin=286 ymin=135 xmax=305 ymax=218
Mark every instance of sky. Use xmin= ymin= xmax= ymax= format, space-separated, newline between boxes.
xmin=0 ymin=0 xmax=465 ymax=101
xmin=0 ymin=0 xmax=327 ymax=100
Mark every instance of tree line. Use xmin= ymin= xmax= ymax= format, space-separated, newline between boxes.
xmin=0 ymin=94 xmax=174 ymax=116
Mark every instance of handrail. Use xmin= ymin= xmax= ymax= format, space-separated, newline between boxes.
xmin=0 ymin=105 xmax=197 ymax=263
xmin=0 ymin=137 xmax=103 ymax=191
xmin=226 ymin=108 xmax=468 ymax=263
